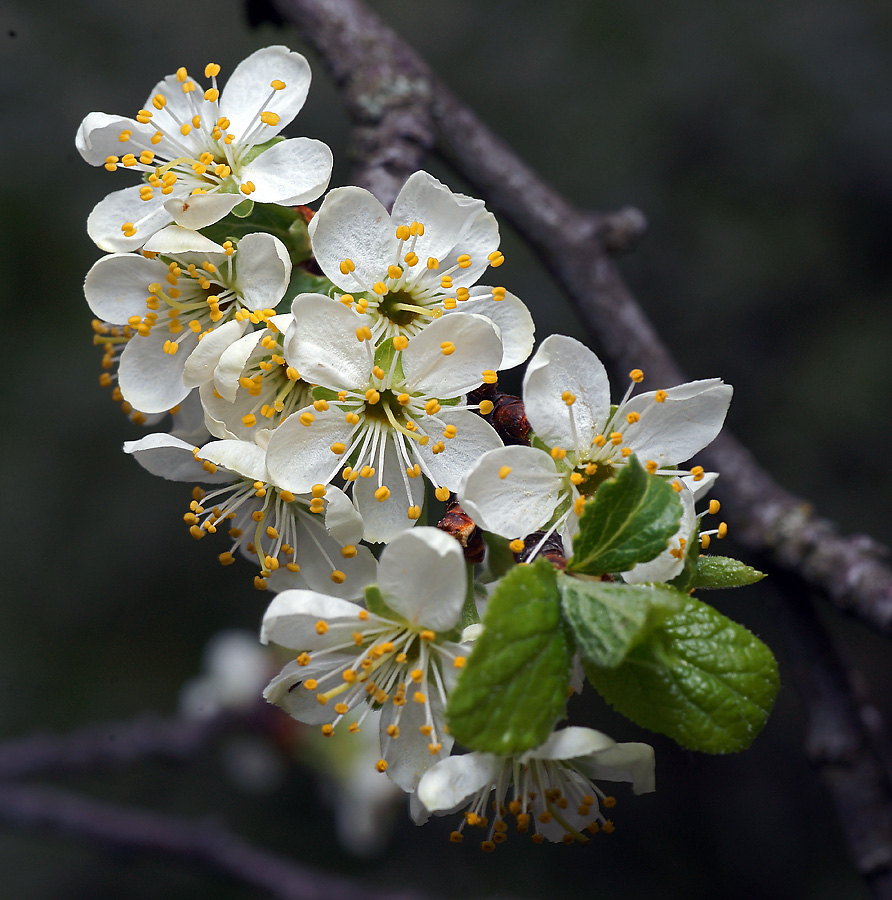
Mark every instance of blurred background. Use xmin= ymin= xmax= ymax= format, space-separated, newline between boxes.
xmin=2 ymin=0 xmax=891 ymax=897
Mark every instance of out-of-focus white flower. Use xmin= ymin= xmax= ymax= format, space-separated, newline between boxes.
xmin=309 ymin=171 xmax=534 ymax=367
xmin=262 ymin=528 xmax=471 ymax=790
xmin=416 ymin=726 xmax=655 ymax=848
xmin=77 ymin=46 xmax=332 ymax=251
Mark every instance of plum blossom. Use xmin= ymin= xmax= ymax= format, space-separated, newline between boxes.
xmin=416 ymin=726 xmax=655 ymax=848
xmin=84 ymin=229 xmax=291 ymax=414
xmin=125 ymin=433 xmax=375 ymax=598
xmin=266 ymin=295 xmax=504 ymax=543
xmin=262 ymin=528 xmax=473 ymax=790
xmin=309 ymin=171 xmax=534 ymax=368
xmin=459 ymin=334 xmax=731 ymax=558
xmin=77 ymin=46 xmax=332 ymax=251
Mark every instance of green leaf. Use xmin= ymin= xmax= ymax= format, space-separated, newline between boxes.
xmin=364 ymin=585 xmax=399 ymax=620
xmin=200 ymin=203 xmax=313 ymax=265
xmin=692 ymin=556 xmax=766 ymax=590
xmin=447 ymin=559 xmax=572 ymax=755
xmin=558 ymin=575 xmax=685 ymax=668
xmin=585 ymin=597 xmax=779 ymax=753
xmin=567 ymin=455 xmax=683 ymax=576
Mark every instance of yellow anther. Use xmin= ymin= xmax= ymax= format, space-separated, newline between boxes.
xmin=491 ymin=287 xmax=507 ymax=302
xmin=570 ymin=472 xmax=584 ymax=485
xmin=360 ymin=466 xmax=375 ymax=479
xmin=701 ymin=533 xmax=712 ymax=549
xmin=218 ymin=551 xmax=235 ymax=567
xmin=509 ymin=539 xmax=525 ymax=554
xmin=487 ymin=250 xmax=505 ymax=267
xmin=121 ymin=222 xmax=137 ymax=237
xmin=456 ymin=253 xmax=472 ymax=269
xmin=413 ymin=692 xmax=426 ymax=704
xmin=691 ymin=465 xmax=705 ymax=481
xmin=299 ymin=412 xmax=315 ymax=426
xmin=396 ymin=224 xmax=411 ymax=241
xmin=575 ymin=496 xmax=587 ymax=516
xmin=551 ymin=446 xmax=567 ymax=460
xmin=345 ymin=412 xmax=360 ymax=425
xmin=182 ymin=80 xmax=196 ymax=94
xmin=331 ymin=570 xmax=347 ymax=584
xmin=435 ymin=487 xmax=450 ymax=502
xmin=621 ymin=447 xmax=633 ymax=457
xmin=260 ymin=111 xmax=280 ymax=126
xmin=180 ymin=122 xmax=192 ymax=136
xmin=270 ymin=79 xmax=286 ymax=90
xmin=717 ymin=522 xmax=728 ymax=538
xmin=313 ymin=399 xmax=330 ymax=412
xmin=629 ymin=368 xmax=644 ymax=383
xmin=626 ymin=411 xmax=641 ymax=424
xmin=406 ymin=464 xmax=421 ymax=478
xmin=562 ymin=390 xmax=576 ymax=406
xmin=151 ymin=131 xmax=163 ymax=144
xmin=479 ymin=399 xmax=494 ymax=415
xmin=431 ymin=441 xmax=445 ymax=454
xmin=374 ymin=486 xmax=391 ymax=502
xmin=426 ymin=257 xmax=439 ymax=270
xmin=482 ymin=370 xmax=498 ymax=384
xmin=423 ymin=399 xmax=441 ymax=416
xmin=407 ymin=505 xmax=422 ymax=520
xmin=456 ymin=287 xmax=470 ymax=302
xmin=709 ymin=499 xmax=721 ymax=515
xmin=240 ymin=181 xmax=256 ymax=195
xmin=442 ymin=425 xmax=457 ymax=440
xmin=372 ymin=366 xmax=385 ymax=380
xmin=104 ymin=155 xmax=119 ymax=171
xmin=339 ymin=258 xmax=355 ymax=275
xmin=242 ymin=413 xmax=256 ymax=427
xmin=330 ymin=442 xmax=346 ymax=455
xmin=280 ymin=490 xmax=296 ymax=503
xmin=375 ymin=760 xmax=388 ymax=773
xmin=440 ymin=275 xmax=453 ymax=289
xmin=609 ymin=432 xmax=623 ymax=445
xmin=311 ymin=484 xmax=326 ymax=498
xmin=410 ymin=221 xmax=424 ymax=236
xmin=404 ymin=251 xmax=418 ymax=266
xmin=645 ymin=460 xmax=658 ymax=474
xmin=672 ymin=480 xmax=684 ymax=493
xmin=315 ymin=620 xmax=329 ymax=635
xmin=118 ymin=129 xmax=133 ymax=143
xmin=356 ymin=326 xmax=372 ymax=342
xmin=286 ymin=366 xmax=300 ymax=381
xmin=365 ymin=388 xmax=381 ymax=405
xmin=655 ymin=389 xmax=668 ymax=403
xmin=387 ymin=265 xmax=403 ymax=280
xmin=498 ymin=466 xmax=512 ymax=480
xmin=392 ymin=335 xmax=409 ymax=351
xmin=420 ymin=630 xmax=435 ymax=641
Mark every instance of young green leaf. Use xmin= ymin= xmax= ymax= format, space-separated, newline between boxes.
xmin=584 ymin=596 xmax=779 ymax=753
xmin=558 ymin=576 xmax=686 ymax=668
xmin=447 ymin=559 xmax=572 ymax=755
xmin=692 ymin=556 xmax=766 ymax=590
xmin=567 ymin=455 xmax=683 ymax=576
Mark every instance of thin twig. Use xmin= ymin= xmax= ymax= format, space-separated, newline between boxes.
xmin=0 ymin=782 xmax=427 ymax=900
xmin=271 ymin=0 xmax=892 ymax=637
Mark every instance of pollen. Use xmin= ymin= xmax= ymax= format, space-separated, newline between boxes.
xmin=440 ymin=341 xmax=456 ymax=356
xmin=393 ymin=335 xmax=409 ymax=351
xmin=509 ymin=539 xmax=525 ymax=553
xmin=331 ymin=570 xmax=347 ymax=584
xmin=435 ymin=487 xmax=450 ymax=501
xmin=315 ymin=620 xmax=329 ymax=635
xmin=709 ymin=499 xmax=721 ymax=515
xmin=482 ymin=370 xmax=498 ymax=384
xmin=626 ymin=411 xmax=641 ymax=424
xmin=655 ymin=390 xmax=668 ymax=403
xmin=375 ymin=759 xmax=388 ymax=773
xmin=498 ymin=466 xmax=512 ymax=479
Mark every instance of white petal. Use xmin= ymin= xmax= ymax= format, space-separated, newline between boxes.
xmin=84 ymin=253 xmax=166 ymax=322
xmin=220 ymin=46 xmax=311 ymax=140
xmin=264 ymin=658 xmax=352 ymax=725
xmin=260 ymin=589 xmax=371 ymax=647
xmin=378 ymin=528 xmax=466 ymax=630
xmin=241 ymin=138 xmax=332 ymax=206
xmin=414 ymin=409 xmax=503 ymax=492
xmin=624 ymin=487 xmax=695 ymax=583
xmin=213 ymin=329 xmax=267 ymax=401
xmin=233 ymin=233 xmax=292 ymax=310
xmin=118 ymin=329 xmax=197 ymax=413
xmin=402 ymin=313 xmax=502 ymax=397
xmin=523 ymin=334 xmax=611 ymax=452
xmin=573 ymin=742 xmax=656 ymax=795
xmin=164 ymin=193 xmax=243 ymax=230
xmin=323 ymin=486 xmax=365 ymax=545
xmin=308 ymin=186 xmax=395 ymax=291
xmin=683 ymin=470 xmax=719 ymax=503
xmin=523 ymin=726 xmax=617 ymax=762
xmin=123 ymin=433 xmax=233 ymax=483
xmin=456 ymin=286 xmax=535 ymax=369
xmin=416 ymin=752 xmax=501 ymax=813
xmin=284 ymin=295 xmax=371 ymax=390
xmin=182 ymin=319 xmax=248 ymax=388
xmin=622 ymin=379 xmax=733 ymax=465
xmin=266 ymin=405 xmax=352 ymax=493
xmin=459 ymin=445 xmax=563 ymax=539
xmin=142 ymin=74 xmax=210 ymax=147
xmin=76 ymin=113 xmax=153 ymax=165
xmin=142 ymin=225 xmax=225 ymax=255
xmin=198 ymin=438 xmax=268 ymax=482
xmin=87 ymin=186 xmax=172 ymax=253
xmin=168 ymin=390 xmax=212 ymax=445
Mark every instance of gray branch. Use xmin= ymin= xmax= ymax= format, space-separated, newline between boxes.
xmin=273 ymin=0 xmax=892 ymax=637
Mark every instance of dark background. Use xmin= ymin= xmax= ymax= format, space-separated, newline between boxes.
xmin=2 ymin=0 xmax=891 ymax=897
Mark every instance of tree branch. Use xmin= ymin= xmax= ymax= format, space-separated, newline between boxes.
xmin=271 ymin=0 xmax=892 ymax=637
xmin=0 ymin=782 xmax=426 ymax=900
xmin=777 ymin=583 xmax=892 ymax=899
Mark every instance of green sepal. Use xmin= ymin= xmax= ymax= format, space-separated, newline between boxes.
xmin=363 ymin=585 xmax=401 ymax=621
xmin=483 ymin=533 xmax=516 ymax=579
xmin=231 ymin=198 xmax=254 ymax=218
xmin=568 ymin=455 xmax=683 ymax=576
xmin=461 ymin=562 xmax=481 ymax=628
xmin=558 ymin=575 xmax=686 ymax=668
xmin=311 ymin=386 xmax=339 ymax=402
xmin=447 ymin=558 xmax=572 ymax=755
xmin=584 ymin=596 xmax=779 ymax=753
xmin=200 ymin=202 xmax=313 ymax=266
xmin=692 ymin=556 xmax=767 ymax=590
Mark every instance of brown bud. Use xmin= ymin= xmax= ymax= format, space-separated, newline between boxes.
xmin=517 ymin=531 xmax=566 ymax=570
xmin=437 ymin=498 xmax=485 ymax=564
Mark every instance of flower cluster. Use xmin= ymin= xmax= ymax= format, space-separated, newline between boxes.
xmin=79 ymin=46 xmax=778 ymax=852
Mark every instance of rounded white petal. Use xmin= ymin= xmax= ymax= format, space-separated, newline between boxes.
xmin=232 ymin=232 xmax=292 ymax=310
xmin=198 ymin=438 xmax=268 ymax=482
xmin=323 ymin=486 xmax=365 ymax=545
xmin=457 ymin=286 xmax=535 ymax=369
xmin=622 ymin=379 xmax=733 ymax=465
xmin=523 ymin=726 xmax=617 ymax=763
xmin=264 ymin=658 xmax=353 ymax=725
xmin=142 ymin=74 xmax=211 ymax=148
xmin=87 ymin=186 xmax=172 ymax=253
xmin=284 ymin=295 xmax=371 ymax=390
xmin=182 ymin=319 xmax=248 ymax=389
xmin=417 ymin=752 xmax=502 ymax=813
xmin=142 ymin=225 xmax=225 ymax=255
xmin=118 ymin=329 xmax=197 ymax=413
xmin=414 ymin=409 xmax=503 ymax=492
xmin=168 ymin=390 xmax=212 ymax=445
xmin=76 ymin=113 xmax=152 ymax=165
xmin=241 ymin=138 xmax=333 ymax=206
xmin=260 ymin=589 xmax=370 ymax=647
xmin=291 ymin=514 xmax=377 ymax=600
xmin=573 ymin=742 xmax=656 ymax=795
xmin=402 ymin=313 xmax=502 ymax=397
xmin=266 ymin=405 xmax=352 ymax=493
xmin=164 ymin=193 xmax=243 ymax=230
xmin=220 ymin=46 xmax=311 ymax=140
xmin=84 ymin=253 xmax=166 ymax=322
xmin=459 ymin=445 xmax=563 ymax=539
xmin=523 ymin=334 xmax=611 ymax=452
xmin=378 ymin=528 xmax=466 ymax=630
xmin=308 ymin=186 xmax=396 ymax=290
xmin=123 ymin=433 xmax=233 ymax=483
xmin=213 ymin=329 xmax=268 ymax=401
xmin=683 ymin=470 xmax=719 ymax=502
